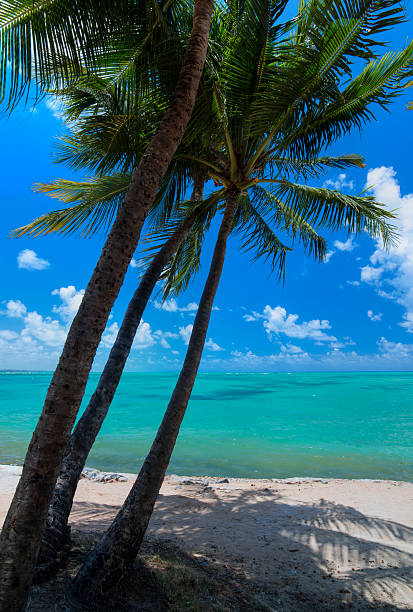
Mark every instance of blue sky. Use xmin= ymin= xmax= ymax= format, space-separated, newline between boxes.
xmin=1 ymin=10 xmax=413 ymax=372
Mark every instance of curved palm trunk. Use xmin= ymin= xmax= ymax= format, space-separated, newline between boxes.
xmin=70 ymin=189 xmax=238 ymax=605
xmin=0 ymin=3 xmax=214 ymax=610
xmin=36 ymin=182 xmax=204 ymax=578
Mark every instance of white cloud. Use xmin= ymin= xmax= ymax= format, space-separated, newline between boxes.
xmin=204 ymin=336 xmax=413 ymax=372
xmin=136 ymin=322 xmax=155 ymax=349
xmin=346 ymin=280 xmax=360 ymax=287
xmin=17 ymin=249 xmax=50 ymax=271
xmin=367 ymin=310 xmax=382 ymax=322
xmin=101 ymin=320 xmax=156 ymax=350
xmin=130 ymin=258 xmax=139 ymax=269
xmin=360 ymin=265 xmax=383 ymax=283
xmin=205 ymin=338 xmax=224 ymax=352
xmin=21 ymin=311 xmax=66 ymax=347
xmin=0 ymin=330 xmax=18 ymax=340
xmin=0 ymin=286 xmax=181 ymax=369
xmin=325 ymin=236 xmax=356 ymax=263
xmin=377 ymin=337 xmax=413 ymax=360
xmin=359 ymin=167 xmax=413 ymax=332
xmin=154 ymin=329 xmax=178 ymax=349
xmin=334 ymin=236 xmax=356 ymax=252
xmin=51 ymin=286 xmax=84 ymax=323
xmin=324 ymin=173 xmax=354 ymax=191
xmin=0 ymin=289 xmax=85 ymax=363
xmin=245 ymin=305 xmax=336 ymax=343
xmin=280 ymin=343 xmax=305 ymax=354
xmin=154 ymin=298 xmax=198 ymax=313
xmin=45 ymin=97 xmax=65 ymax=120
xmin=3 ymin=300 xmax=27 ymax=318
xmin=179 ymin=324 xmax=193 ymax=345
xmin=101 ymin=322 xmax=119 ymax=347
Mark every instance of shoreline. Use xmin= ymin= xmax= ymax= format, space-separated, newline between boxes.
xmin=2 ymin=464 xmax=413 ymax=609
xmin=1 ymin=463 xmax=412 ymax=484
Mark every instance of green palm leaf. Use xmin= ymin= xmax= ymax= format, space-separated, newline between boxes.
xmin=12 ymin=173 xmax=131 ymax=237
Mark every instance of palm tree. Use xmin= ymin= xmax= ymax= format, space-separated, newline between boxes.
xmin=0 ymin=1 xmax=214 ymax=609
xmin=65 ymin=0 xmax=413 ymax=602
xmin=33 ymin=180 xmax=209 ymax=578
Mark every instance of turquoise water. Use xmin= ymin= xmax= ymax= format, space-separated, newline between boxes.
xmin=0 ymin=371 xmax=412 ymax=480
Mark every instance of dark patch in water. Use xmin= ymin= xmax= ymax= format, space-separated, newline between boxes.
xmin=191 ymin=386 xmax=273 ymax=401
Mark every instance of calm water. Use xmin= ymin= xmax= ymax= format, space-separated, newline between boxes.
xmin=1 ymin=371 xmax=412 ymax=480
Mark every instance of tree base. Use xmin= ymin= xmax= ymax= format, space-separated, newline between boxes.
xmin=33 ymin=522 xmax=72 ymax=584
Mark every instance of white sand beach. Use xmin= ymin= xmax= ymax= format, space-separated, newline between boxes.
xmin=1 ymin=464 xmax=413 ymax=610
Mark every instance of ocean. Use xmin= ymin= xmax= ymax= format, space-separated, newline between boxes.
xmin=0 ymin=371 xmax=412 ymax=480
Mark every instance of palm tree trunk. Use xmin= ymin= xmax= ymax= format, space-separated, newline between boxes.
xmin=70 ymin=189 xmax=238 ymax=605
xmin=35 ymin=181 xmax=204 ymax=579
xmin=0 ymin=3 xmax=214 ymax=610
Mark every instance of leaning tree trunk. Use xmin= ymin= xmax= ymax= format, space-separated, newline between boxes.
xmin=0 ymin=3 xmax=214 ymax=610
xmin=70 ymin=189 xmax=238 ymax=606
xmin=35 ymin=181 xmax=204 ymax=579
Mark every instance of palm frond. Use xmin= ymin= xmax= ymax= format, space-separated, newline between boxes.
xmin=249 ymin=185 xmax=327 ymax=262
xmin=262 ymin=153 xmax=365 ymax=180
xmin=0 ymin=0 xmax=135 ymax=108
xmin=12 ymin=173 xmax=130 ymax=237
xmin=235 ymin=193 xmax=291 ymax=280
xmin=272 ymin=179 xmax=397 ymax=246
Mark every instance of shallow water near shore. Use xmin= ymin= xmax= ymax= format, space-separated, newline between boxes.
xmin=1 ymin=371 xmax=412 ymax=480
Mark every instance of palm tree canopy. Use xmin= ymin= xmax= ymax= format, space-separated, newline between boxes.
xmin=0 ymin=0 xmax=194 ymax=109
xmin=13 ymin=0 xmax=411 ymax=290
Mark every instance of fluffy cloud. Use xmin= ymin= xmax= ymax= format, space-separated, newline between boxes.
xmin=101 ymin=320 xmax=156 ymax=350
xmin=21 ymin=311 xmax=67 ymax=347
xmin=154 ymin=330 xmax=179 ymax=349
xmin=2 ymin=299 xmax=66 ymax=348
xmin=133 ymin=321 xmax=156 ymax=349
xmin=52 ymin=286 xmax=84 ymax=323
xmin=179 ymin=324 xmax=193 ymax=345
xmin=130 ymin=258 xmax=139 ymax=269
xmin=367 ymin=310 xmax=382 ymax=322
xmin=45 ymin=97 xmax=65 ymax=120
xmin=154 ymin=298 xmax=198 ymax=313
xmin=280 ymin=342 xmax=306 ymax=355
xmin=334 ymin=236 xmax=356 ymax=252
xmin=17 ymin=249 xmax=50 ymax=271
xmin=0 ymin=288 xmax=86 ymax=368
xmin=203 ymin=335 xmax=413 ymax=372
xmin=323 ymin=173 xmax=354 ymax=191
xmin=0 ymin=285 xmax=181 ymax=369
xmin=359 ymin=167 xmax=413 ymax=332
xmin=360 ymin=265 xmax=383 ymax=283
xmin=377 ymin=337 xmax=413 ymax=360
xmin=205 ymin=338 xmax=224 ymax=352
xmin=325 ymin=236 xmax=356 ymax=263
xmin=245 ymin=305 xmax=336 ymax=343
xmin=0 ymin=329 xmax=18 ymax=340
xmin=3 ymin=299 xmax=27 ymax=318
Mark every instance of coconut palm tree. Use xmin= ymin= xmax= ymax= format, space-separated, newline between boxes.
xmin=12 ymin=63 xmax=361 ymax=576
xmin=0 ymin=1 xmax=215 ymax=609
xmin=63 ymin=0 xmax=413 ymax=603
xmin=30 ymin=180 xmax=210 ymax=579
xmin=10 ymin=0 xmax=412 ymax=600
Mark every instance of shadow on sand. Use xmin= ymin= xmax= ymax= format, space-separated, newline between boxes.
xmin=65 ymin=485 xmax=413 ymax=610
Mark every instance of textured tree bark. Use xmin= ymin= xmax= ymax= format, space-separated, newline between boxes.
xmin=35 ymin=181 xmax=204 ymax=579
xmin=70 ymin=189 xmax=238 ymax=605
xmin=0 ymin=3 xmax=214 ymax=610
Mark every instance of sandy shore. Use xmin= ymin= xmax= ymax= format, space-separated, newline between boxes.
xmin=1 ymin=465 xmax=413 ymax=610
